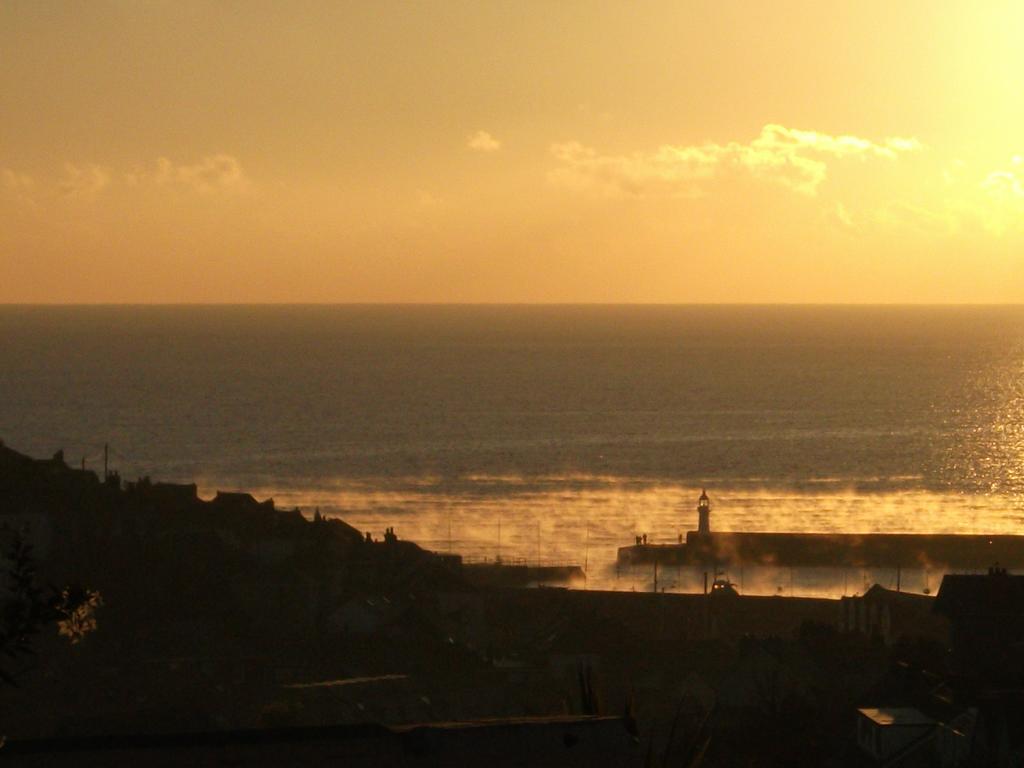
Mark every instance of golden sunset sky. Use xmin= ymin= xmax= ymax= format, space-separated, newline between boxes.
xmin=3 ymin=1 xmax=1024 ymax=302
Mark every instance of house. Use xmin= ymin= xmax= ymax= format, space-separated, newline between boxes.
xmin=933 ymin=708 xmax=974 ymax=768
xmin=211 ymin=491 xmax=276 ymax=513
xmin=856 ymin=707 xmax=935 ymax=763
xmin=933 ymin=568 xmax=1024 ymax=685
xmin=328 ymin=596 xmax=404 ymax=636
xmin=716 ymin=638 xmax=823 ymax=715
xmin=840 ymin=584 xmax=947 ymax=645
xmin=969 ymin=691 xmax=1024 ymax=768
xmin=148 ymin=482 xmax=199 ymax=506
xmin=850 ymin=571 xmax=1024 ymax=766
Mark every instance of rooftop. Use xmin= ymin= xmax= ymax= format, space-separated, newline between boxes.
xmin=857 ymin=707 xmax=934 ymax=727
xmin=934 ymin=569 xmax=1024 ymax=616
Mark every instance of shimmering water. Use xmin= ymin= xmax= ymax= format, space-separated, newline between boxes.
xmin=2 ymin=305 xmax=1023 ymax=593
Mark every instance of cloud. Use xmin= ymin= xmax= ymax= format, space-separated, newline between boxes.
xmin=155 ymin=154 xmax=249 ymax=193
xmin=548 ymin=124 xmax=922 ymax=197
xmin=873 ymin=200 xmax=957 ymax=236
xmin=981 ymin=169 xmax=1024 ymax=199
xmin=833 ymin=201 xmax=856 ymax=230
xmin=866 ymin=160 xmax=1024 ymax=238
xmin=1 ymin=168 xmax=37 ymax=210
xmin=2 ymin=154 xmax=250 ymax=208
xmin=976 ymin=168 xmax=1024 ymax=235
xmin=415 ymin=190 xmax=447 ymax=208
xmin=58 ymin=163 xmax=111 ymax=199
xmin=467 ymin=130 xmax=501 ymax=153
xmin=2 ymin=168 xmax=33 ymax=192
xmin=548 ymin=141 xmax=716 ymax=197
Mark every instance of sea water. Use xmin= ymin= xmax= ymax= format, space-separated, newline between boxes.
xmin=2 ymin=305 xmax=1023 ymax=594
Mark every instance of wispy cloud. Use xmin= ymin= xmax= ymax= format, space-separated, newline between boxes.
xmin=975 ymin=166 xmax=1024 ymax=235
xmin=1 ymin=168 xmax=36 ymax=207
xmin=867 ymin=158 xmax=1024 ymax=238
xmin=1 ymin=154 xmax=251 ymax=209
xmin=548 ymin=124 xmax=922 ymax=197
xmin=415 ymin=189 xmax=447 ymax=208
xmin=155 ymin=154 xmax=249 ymax=193
xmin=467 ymin=130 xmax=501 ymax=153
xmin=0 ymin=167 xmax=37 ymax=210
xmin=873 ymin=199 xmax=957 ymax=236
xmin=981 ymin=169 xmax=1024 ymax=200
xmin=832 ymin=201 xmax=856 ymax=230
xmin=2 ymin=168 xmax=34 ymax=192
xmin=58 ymin=163 xmax=111 ymax=199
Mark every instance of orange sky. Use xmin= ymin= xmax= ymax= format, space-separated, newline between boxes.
xmin=3 ymin=1 xmax=1024 ymax=302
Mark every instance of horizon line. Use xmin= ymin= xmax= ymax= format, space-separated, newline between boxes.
xmin=2 ymin=301 xmax=1023 ymax=308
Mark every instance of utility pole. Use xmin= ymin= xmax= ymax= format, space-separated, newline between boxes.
xmin=103 ymin=443 xmax=109 ymax=480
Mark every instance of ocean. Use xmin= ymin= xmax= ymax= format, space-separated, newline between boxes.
xmin=2 ymin=304 xmax=1023 ymax=595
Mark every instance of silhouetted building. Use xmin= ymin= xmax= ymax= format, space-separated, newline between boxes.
xmin=856 ymin=707 xmax=934 ymax=763
xmin=211 ymin=491 xmax=275 ymax=513
xmin=840 ymin=584 xmax=947 ymax=645
xmin=934 ymin=568 xmax=1024 ymax=685
xmin=149 ymin=482 xmax=199 ymax=506
xmin=970 ymin=690 xmax=1024 ymax=767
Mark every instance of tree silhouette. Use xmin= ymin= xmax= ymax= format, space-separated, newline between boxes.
xmin=0 ymin=532 xmax=101 ymax=686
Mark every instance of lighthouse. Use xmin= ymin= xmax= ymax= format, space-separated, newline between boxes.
xmin=697 ymin=489 xmax=711 ymax=536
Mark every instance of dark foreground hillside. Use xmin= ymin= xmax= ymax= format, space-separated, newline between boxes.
xmin=2 ymin=441 xmax=1021 ymax=766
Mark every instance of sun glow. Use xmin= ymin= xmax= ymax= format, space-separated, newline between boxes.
xmin=2 ymin=2 xmax=1024 ymax=302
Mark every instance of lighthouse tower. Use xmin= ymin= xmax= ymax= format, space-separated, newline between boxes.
xmin=697 ymin=489 xmax=711 ymax=536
